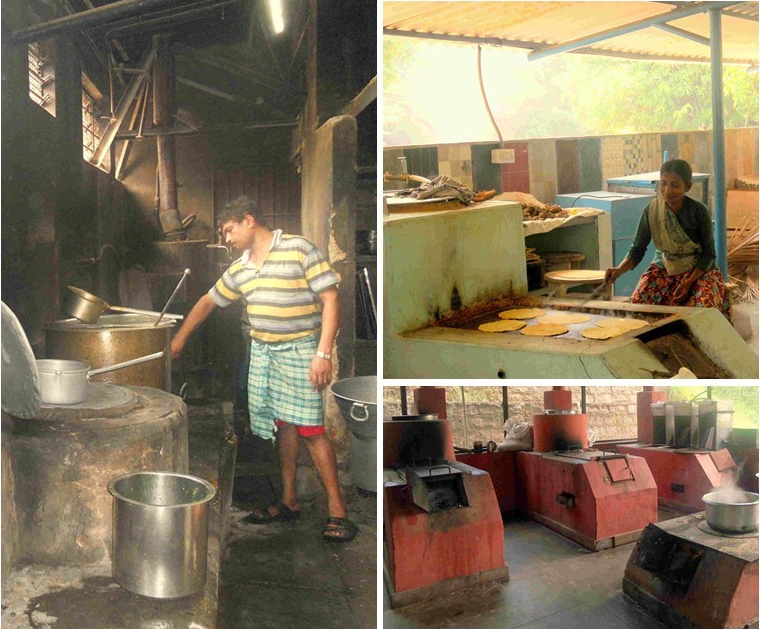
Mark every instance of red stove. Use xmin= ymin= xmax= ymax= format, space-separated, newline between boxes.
xmin=623 ymin=512 xmax=758 ymax=629
xmin=383 ymin=414 xmax=508 ymax=608
xmin=618 ymin=392 xmax=737 ymax=513
xmin=517 ymin=387 xmax=658 ymax=551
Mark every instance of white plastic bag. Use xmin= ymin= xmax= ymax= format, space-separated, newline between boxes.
xmin=497 ymin=420 xmax=534 ymax=451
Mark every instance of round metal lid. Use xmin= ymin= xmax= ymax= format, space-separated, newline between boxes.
xmin=1 ymin=302 xmax=41 ymax=418
xmin=44 ymin=314 xmax=175 ymax=330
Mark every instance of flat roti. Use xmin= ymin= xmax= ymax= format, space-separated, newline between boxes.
xmin=582 ymin=326 xmax=625 ymax=340
xmin=537 ymin=312 xmax=591 ymax=325
xmin=499 ymin=308 xmax=546 ymax=320
xmin=547 ymin=269 xmax=605 ymax=281
xmin=478 ymin=319 xmax=527 ymax=333
xmin=595 ymin=317 xmax=648 ymax=331
xmin=520 ymin=323 xmax=569 ymax=337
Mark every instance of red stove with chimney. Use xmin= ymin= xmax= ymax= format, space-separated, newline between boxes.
xmin=516 ymin=387 xmax=658 ymax=551
xmin=617 ymin=388 xmax=737 ymax=513
xmin=383 ymin=391 xmax=508 ymax=608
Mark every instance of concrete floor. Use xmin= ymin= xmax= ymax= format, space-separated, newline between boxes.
xmin=217 ymin=420 xmax=377 ymax=629
xmin=384 ymin=515 xmax=675 ymax=629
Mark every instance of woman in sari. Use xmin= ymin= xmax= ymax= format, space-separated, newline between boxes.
xmin=604 ymin=159 xmax=730 ymax=320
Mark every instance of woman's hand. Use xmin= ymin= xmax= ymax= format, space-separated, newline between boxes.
xmin=605 ymin=267 xmax=620 ymax=284
xmin=673 ymin=278 xmax=694 ymax=302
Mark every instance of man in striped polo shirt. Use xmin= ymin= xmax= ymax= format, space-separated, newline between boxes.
xmin=170 ymin=196 xmax=356 ymax=542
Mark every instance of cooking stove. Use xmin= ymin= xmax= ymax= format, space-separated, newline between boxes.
xmin=516 ymin=387 xmax=658 ymax=551
xmin=384 ymin=200 xmax=757 ymax=379
xmin=623 ymin=513 xmax=758 ymax=629
xmin=383 ymin=417 xmax=508 ymax=607
xmin=618 ymin=396 xmax=737 ymax=513
xmin=2 ymin=302 xmax=188 ymax=566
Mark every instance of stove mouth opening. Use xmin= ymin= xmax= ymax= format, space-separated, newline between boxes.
xmin=634 ymin=527 xmax=704 ymax=594
xmin=407 ymin=468 xmax=469 ymax=514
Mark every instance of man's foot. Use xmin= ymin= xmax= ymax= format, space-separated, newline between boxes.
xmin=322 ymin=517 xmax=358 ymax=542
xmin=243 ymin=501 xmax=300 ymax=524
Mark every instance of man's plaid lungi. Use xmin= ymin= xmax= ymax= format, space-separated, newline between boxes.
xmin=247 ymin=334 xmax=323 ymax=441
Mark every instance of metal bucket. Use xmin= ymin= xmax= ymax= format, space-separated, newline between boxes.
xmin=331 ymin=376 xmax=377 ymax=492
xmin=703 ymin=491 xmax=759 ymax=534
xmin=108 ymin=472 xmax=216 ymax=598
xmin=331 ymin=376 xmax=377 ymax=437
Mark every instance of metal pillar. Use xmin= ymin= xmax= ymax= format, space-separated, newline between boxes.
xmin=710 ymin=8 xmax=728 ymax=278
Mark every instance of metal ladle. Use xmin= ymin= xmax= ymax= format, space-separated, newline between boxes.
xmin=154 ymin=268 xmax=190 ymax=326
xmin=64 ymin=286 xmax=184 ymax=324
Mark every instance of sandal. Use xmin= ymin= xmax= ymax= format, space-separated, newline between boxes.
xmin=243 ymin=501 xmax=300 ymax=524
xmin=322 ymin=517 xmax=358 ymax=543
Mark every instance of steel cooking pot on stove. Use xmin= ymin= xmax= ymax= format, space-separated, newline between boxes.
xmin=37 ymin=351 xmax=164 ymax=405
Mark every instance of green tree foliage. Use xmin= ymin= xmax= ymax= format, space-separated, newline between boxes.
xmin=384 ymin=37 xmax=759 ymax=145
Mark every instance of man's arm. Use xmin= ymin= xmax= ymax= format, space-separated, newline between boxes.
xmin=309 ymin=286 xmax=339 ymax=390
xmin=170 ymin=294 xmax=218 ymax=358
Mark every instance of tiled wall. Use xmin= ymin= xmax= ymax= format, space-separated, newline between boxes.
xmin=384 ymin=128 xmax=759 ymax=207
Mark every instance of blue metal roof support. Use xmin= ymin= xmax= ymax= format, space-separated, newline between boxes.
xmin=653 ymin=23 xmax=711 ymax=46
xmin=710 ymin=7 xmax=728 ymax=279
xmin=527 ymin=1 xmax=742 ymax=61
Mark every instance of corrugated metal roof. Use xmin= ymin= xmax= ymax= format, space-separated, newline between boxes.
xmin=383 ymin=2 xmax=759 ymax=65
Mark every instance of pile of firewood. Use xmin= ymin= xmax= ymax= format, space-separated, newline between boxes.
xmin=495 ymin=191 xmax=569 ymax=221
xmin=727 ymin=213 xmax=759 ymax=301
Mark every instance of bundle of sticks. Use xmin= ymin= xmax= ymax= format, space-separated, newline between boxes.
xmin=525 ymin=247 xmax=541 ymax=263
xmin=727 ymin=212 xmax=759 ymax=301
xmin=495 ymin=191 xmax=569 ymax=221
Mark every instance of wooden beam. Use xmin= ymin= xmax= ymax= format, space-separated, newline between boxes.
xmin=91 ymin=44 xmax=155 ymax=168
xmin=115 ymin=121 xmax=298 ymax=138
xmin=13 ymin=0 xmax=182 ymax=43
xmin=340 ymin=75 xmax=376 ymax=118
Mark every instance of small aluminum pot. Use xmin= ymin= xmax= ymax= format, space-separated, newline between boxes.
xmin=703 ymin=491 xmax=759 ymax=534
xmin=37 ymin=352 xmax=164 ymax=405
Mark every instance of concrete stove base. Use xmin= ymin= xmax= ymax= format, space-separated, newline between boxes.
xmin=1 ymin=402 xmax=237 ymax=628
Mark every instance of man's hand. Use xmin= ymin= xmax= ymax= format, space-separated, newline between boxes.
xmin=308 ymin=355 xmax=332 ymax=391
xmin=673 ymin=279 xmax=694 ymax=303
xmin=170 ymin=336 xmax=186 ymax=359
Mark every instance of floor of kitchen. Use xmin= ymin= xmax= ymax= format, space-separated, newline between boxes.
xmin=218 ymin=417 xmax=377 ymax=629
xmin=383 ymin=508 xmax=696 ymax=629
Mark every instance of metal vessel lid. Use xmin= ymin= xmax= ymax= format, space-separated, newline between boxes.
xmin=44 ymin=314 xmax=176 ymax=330
xmin=1 ymin=302 xmax=40 ymax=418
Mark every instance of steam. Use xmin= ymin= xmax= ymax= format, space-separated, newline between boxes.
xmin=711 ymin=462 xmax=751 ymax=504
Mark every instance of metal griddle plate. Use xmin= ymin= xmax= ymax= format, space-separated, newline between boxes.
xmin=458 ymin=307 xmax=657 ymax=341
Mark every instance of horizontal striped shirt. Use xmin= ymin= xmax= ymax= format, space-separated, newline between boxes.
xmin=208 ymin=230 xmax=339 ymax=343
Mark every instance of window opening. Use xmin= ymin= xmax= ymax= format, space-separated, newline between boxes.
xmin=28 ymin=42 xmax=55 ymax=116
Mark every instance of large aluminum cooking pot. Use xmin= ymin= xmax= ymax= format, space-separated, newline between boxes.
xmin=108 ymin=471 xmax=215 ymax=598
xmin=37 ymin=352 xmax=164 ymax=405
xmin=44 ymin=315 xmax=174 ymax=391
xmin=703 ymin=491 xmax=759 ymax=534
xmin=331 ymin=376 xmax=377 ymax=437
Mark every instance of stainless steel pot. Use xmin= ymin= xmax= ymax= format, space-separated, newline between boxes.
xmin=331 ymin=376 xmax=377 ymax=437
xmin=108 ymin=471 xmax=215 ymax=598
xmin=703 ymin=491 xmax=759 ymax=534
xmin=37 ymin=351 xmax=164 ymax=405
